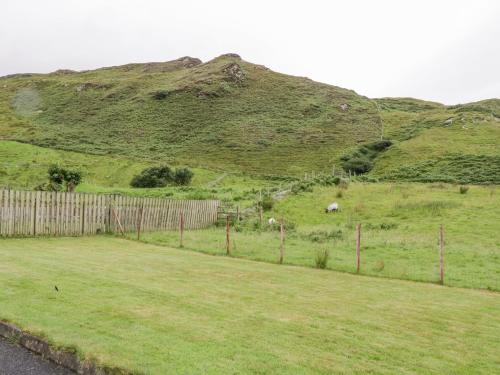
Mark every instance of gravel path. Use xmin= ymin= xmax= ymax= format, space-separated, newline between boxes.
xmin=0 ymin=336 xmax=73 ymax=375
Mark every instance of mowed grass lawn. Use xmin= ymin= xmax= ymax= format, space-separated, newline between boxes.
xmin=1 ymin=237 xmax=499 ymax=374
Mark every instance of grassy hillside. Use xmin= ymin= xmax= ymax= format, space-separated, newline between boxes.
xmin=0 ymin=55 xmax=498 ymax=182
xmin=372 ymin=98 xmax=500 ymax=184
xmin=0 ymin=140 xmax=271 ymax=202
xmin=0 ymin=54 xmax=381 ymax=176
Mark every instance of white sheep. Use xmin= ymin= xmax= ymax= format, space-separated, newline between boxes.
xmin=325 ymin=202 xmax=339 ymax=213
xmin=268 ymin=217 xmax=277 ymax=225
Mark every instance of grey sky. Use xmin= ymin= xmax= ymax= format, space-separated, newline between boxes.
xmin=1 ymin=0 xmax=499 ymax=104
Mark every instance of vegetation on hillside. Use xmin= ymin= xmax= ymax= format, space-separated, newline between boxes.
xmin=130 ymin=165 xmax=194 ymax=188
xmin=0 ymin=54 xmax=381 ymax=176
xmin=0 ymin=55 xmax=498 ymax=183
xmin=373 ymin=97 xmax=500 ymax=184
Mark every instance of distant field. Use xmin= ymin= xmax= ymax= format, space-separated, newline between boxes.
xmin=140 ymin=183 xmax=500 ymax=290
xmin=1 ymin=237 xmax=499 ymax=374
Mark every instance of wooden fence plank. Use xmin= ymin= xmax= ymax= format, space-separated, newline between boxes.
xmin=0 ymin=189 xmax=219 ymax=237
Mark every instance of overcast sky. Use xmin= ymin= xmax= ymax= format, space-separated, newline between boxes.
xmin=1 ymin=0 xmax=499 ymax=104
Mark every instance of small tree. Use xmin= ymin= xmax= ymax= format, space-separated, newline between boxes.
xmin=64 ymin=170 xmax=82 ymax=192
xmin=48 ymin=165 xmax=66 ymax=185
xmin=39 ymin=165 xmax=82 ymax=192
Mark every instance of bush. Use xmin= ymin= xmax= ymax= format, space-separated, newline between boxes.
xmin=373 ymin=260 xmax=385 ymax=272
xmin=35 ymin=181 xmax=62 ymax=192
xmin=131 ymin=165 xmax=194 ymax=188
xmin=336 ymin=190 xmax=343 ymax=198
xmin=152 ymin=90 xmax=169 ymax=100
xmin=131 ymin=165 xmax=174 ymax=188
xmin=174 ymin=168 xmax=194 ymax=185
xmin=459 ymin=185 xmax=469 ymax=194
xmin=315 ymin=249 xmax=329 ymax=269
xmin=340 ymin=140 xmax=392 ymax=175
xmin=261 ymin=196 xmax=275 ymax=211
xmin=366 ymin=140 xmax=393 ymax=152
xmin=41 ymin=165 xmax=82 ymax=192
xmin=291 ymin=181 xmax=314 ymax=194
xmin=341 ymin=157 xmax=373 ymax=174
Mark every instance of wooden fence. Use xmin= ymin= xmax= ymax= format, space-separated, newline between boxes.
xmin=0 ymin=189 xmax=219 ymax=237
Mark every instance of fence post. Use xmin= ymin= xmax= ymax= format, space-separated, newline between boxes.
xmin=179 ymin=211 xmax=184 ymax=248
xmin=356 ymin=223 xmax=361 ymax=273
xmin=439 ymin=224 xmax=444 ymax=285
xmin=279 ymin=218 xmax=285 ymax=264
xmin=236 ymin=206 xmax=240 ymax=222
xmin=105 ymin=195 xmax=112 ymax=234
xmin=226 ymin=214 xmax=231 ymax=255
xmin=136 ymin=203 xmax=144 ymax=240
xmin=81 ymin=200 xmax=85 ymax=235
xmin=259 ymin=206 xmax=263 ymax=228
xmin=32 ymin=194 xmax=37 ymax=236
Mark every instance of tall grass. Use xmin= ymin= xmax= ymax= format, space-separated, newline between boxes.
xmin=315 ymin=249 xmax=329 ymax=269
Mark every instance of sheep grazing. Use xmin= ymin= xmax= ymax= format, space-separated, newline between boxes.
xmin=268 ymin=218 xmax=277 ymax=225
xmin=325 ymin=202 xmax=339 ymax=213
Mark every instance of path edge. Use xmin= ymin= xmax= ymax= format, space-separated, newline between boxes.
xmin=0 ymin=320 xmax=130 ymax=374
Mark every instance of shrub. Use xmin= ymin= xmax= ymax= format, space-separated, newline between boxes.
xmin=131 ymin=165 xmax=174 ymax=188
xmin=174 ymin=168 xmax=194 ymax=185
xmin=41 ymin=165 xmax=82 ymax=192
xmin=373 ymin=260 xmax=385 ymax=272
xmin=291 ymin=181 xmax=314 ymax=194
xmin=152 ymin=90 xmax=169 ymax=100
xmin=341 ymin=157 xmax=373 ymax=174
xmin=336 ymin=190 xmax=343 ymax=198
xmin=459 ymin=185 xmax=469 ymax=194
xmin=315 ymin=249 xmax=329 ymax=269
xmin=131 ymin=165 xmax=194 ymax=188
xmin=34 ymin=181 xmax=62 ymax=192
xmin=340 ymin=140 xmax=392 ymax=175
xmin=64 ymin=170 xmax=82 ymax=192
xmin=366 ymin=140 xmax=393 ymax=152
xmin=261 ymin=196 xmax=275 ymax=211
xmin=48 ymin=165 xmax=65 ymax=185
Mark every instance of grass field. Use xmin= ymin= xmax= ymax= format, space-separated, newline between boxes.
xmin=1 ymin=236 xmax=499 ymax=374
xmin=138 ymin=183 xmax=500 ymax=290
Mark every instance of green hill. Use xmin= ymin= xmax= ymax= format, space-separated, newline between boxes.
xmin=0 ymin=54 xmax=498 ymax=184
xmin=0 ymin=54 xmax=381 ymax=176
xmin=372 ymin=98 xmax=500 ymax=184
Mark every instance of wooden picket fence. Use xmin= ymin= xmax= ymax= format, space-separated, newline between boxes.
xmin=0 ymin=189 xmax=220 ymax=237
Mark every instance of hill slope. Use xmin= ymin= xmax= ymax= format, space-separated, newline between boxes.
xmin=0 ymin=54 xmax=498 ymax=183
xmin=372 ymin=98 xmax=500 ymax=184
xmin=0 ymin=54 xmax=381 ymax=176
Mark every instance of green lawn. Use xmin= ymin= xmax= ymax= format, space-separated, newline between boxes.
xmin=139 ymin=183 xmax=500 ymax=291
xmin=0 ymin=237 xmax=499 ymax=374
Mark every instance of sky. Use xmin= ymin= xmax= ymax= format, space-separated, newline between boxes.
xmin=1 ymin=0 xmax=499 ymax=104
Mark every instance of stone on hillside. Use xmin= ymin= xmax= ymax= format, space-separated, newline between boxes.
xmin=223 ymin=63 xmax=245 ymax=83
